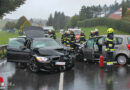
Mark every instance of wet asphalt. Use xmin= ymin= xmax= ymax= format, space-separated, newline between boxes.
xmin=1 ymin=62 xmax=130 ymax=90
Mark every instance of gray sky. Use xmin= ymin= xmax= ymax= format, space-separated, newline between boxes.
xmin=4 ymin=0 xmax=122 ymax=20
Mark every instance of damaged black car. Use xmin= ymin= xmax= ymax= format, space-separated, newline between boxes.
xmin=7 ymin=26 xmax=74 ymax=72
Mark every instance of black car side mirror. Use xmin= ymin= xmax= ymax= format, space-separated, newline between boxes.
xmin=20 ymin=46 xmax=26 ymax=50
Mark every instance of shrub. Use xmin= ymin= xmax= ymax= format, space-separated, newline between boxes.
xmin=78 ymin=18 xmax=130 ymax=33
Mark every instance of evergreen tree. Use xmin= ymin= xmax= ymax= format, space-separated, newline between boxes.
xmin=122 ymin=0 xmax=127 ymax=17
xmin=46 ymin=14 xmax=53 ymax=26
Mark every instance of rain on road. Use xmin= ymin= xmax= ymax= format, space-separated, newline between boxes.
xmin=0 ymin=62 xmax=130 ymax=90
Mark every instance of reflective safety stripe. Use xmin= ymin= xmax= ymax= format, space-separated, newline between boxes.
xmin=110 ymin=49 xmax=115 ymax=51
xmin=107 ymin=62 xmax=114 ymax=65
xmin=109 ymin=44 xmax=113 ymax=47
xmin=105 ymin=48 xmax=115 ymax=51
xmin=105 ymin=48 xmax=109 ymax=51
xmin=107 ymin=38 xmax=113 ymax=41
xmin=67 ymin=45 xmax=70 ymax=46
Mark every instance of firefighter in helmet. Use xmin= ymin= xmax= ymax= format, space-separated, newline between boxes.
xmin=105 ymin=28 xmax=115 ymax=71
xmin=49 ymin=30 xmax=56 ymax=40
xmin=80 ymin=32 xmax=86 ymax=44
xmin=66 ymin=31 xmax=71 ymax=47
xmin=95 ymin=28 xmax=99 ymax=36
xmin=70 ymin=31 xmax=76 ymax=50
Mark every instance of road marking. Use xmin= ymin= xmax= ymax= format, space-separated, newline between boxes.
xmin=59 ymin=72 xmax=64 ymax=90
xmin=0 ymin=60 xmax=7 ymax=66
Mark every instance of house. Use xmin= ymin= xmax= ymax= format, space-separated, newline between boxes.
xmin=109 ymin=8 xmax=130 ymax=20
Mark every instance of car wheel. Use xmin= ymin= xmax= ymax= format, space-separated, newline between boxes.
xmin=29 ymin=58 xmax=39 ymax=73
xmin=117 ymin=55 xmax=127 ymax=65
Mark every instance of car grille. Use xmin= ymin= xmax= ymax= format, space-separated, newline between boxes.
xmin=52 ymin=57 xmax=60 ymax=61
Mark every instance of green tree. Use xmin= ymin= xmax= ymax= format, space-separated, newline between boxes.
xmin=79 ymin=6 xmax=87 ymax=20
xmin=0 ymin=0 xmax=26 ymax=18
xmin=4 ymin=21 xmax=16 ymax=30
xmin=46 ymin=14 xmax=53 ymax=26
xmin=122 ymin=0 xmax=127 ymax=17
xmin=70 ymin=15 xmax=80 ymax=28
xmin=15 ymin=16 xmax=27 ymax=29
xmin=19 ymin=20 xmax=32 ymax=35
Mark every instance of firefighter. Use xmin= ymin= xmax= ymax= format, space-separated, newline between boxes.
xmin=66 ymin=31 xmax=71 ymax=47
xmin=70 ymin=31 xmax=76 ymax=50
xmin=89 ymin=31 xmax=93 ymax=38
xmin=80 ymin=32 xmax=86 ymax=44
xmin=63 ymin=31 xmax=68 ymax=46
xmin=50 ymin=30 xmax=56 ymax=40
xmin=95 ymin=28 xmax=99 ymax=36
xmin=105 ymin=28 xmax=115 ymax=71
xmin=61 ymin=32 xmax=65 ymax=44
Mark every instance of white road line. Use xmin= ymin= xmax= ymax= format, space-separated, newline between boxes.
xmin=0 ymin=60 xmax=7 ymax=66
xmin=59 ymin=72 xmax=64 ymax=90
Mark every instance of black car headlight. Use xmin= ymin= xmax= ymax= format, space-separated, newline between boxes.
xmin=36 ymin=57 xmax=49 ymax=62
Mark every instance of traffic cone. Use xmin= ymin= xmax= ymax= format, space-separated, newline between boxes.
xmin=99 ymin=55 xmax=104 ymax=67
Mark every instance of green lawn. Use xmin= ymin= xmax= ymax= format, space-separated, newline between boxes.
xmin=0 ymin=31 xmax=19 ymax=45
xmin=81 ymin=26 xmax=130 ymax=39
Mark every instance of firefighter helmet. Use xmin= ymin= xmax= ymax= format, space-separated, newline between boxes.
xmin=107 ymin=28 xmax=114 ymax=33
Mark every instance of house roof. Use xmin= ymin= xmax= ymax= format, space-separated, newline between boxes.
xmin=109 ymin=8 xmax=130 ymax=19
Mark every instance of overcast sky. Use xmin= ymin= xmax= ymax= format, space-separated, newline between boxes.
xmin=4 ymin=0 xmax=122 ymax=20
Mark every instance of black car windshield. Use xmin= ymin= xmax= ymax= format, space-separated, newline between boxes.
xmin=73 ymin=30 xmax=81 ymax=35
xmin=33 ymin=39 xmax=62 ymax=48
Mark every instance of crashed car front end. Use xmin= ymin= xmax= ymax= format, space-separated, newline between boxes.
xmin=31 ymin=38 xmax=74 ymax=72
xmin=33 ymin=48 xmax=74 ymax=71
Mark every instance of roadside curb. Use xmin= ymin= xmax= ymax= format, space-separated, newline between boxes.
xmin=0 ymin=60 xmax=7 ymax=66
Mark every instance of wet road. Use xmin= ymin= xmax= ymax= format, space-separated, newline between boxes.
xmin=1 ymin=62 xmax=130 ymax=90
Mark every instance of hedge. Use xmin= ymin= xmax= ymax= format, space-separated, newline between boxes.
xmin=78 ymin=18 xmax=130 ymax=33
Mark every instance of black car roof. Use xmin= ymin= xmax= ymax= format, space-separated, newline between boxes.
xmin=24 ymin=26 xmax=45 ymax=38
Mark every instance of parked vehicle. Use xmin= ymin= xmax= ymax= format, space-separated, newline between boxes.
xmin=68 ymin=28 xmax=81 ymax=43
xmin=7 ymin=26 xmax=74 ymax=72
xmin=78 ymin=35 xmax=130 ymax=65
xmin=42 ymin=26 xmax=54 ymax=37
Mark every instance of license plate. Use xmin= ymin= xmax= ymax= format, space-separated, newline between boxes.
xmin=55 ymin=62 xmax=65 ymax=65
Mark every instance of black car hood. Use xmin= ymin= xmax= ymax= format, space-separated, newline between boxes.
xmin=24 ymin=26 xmax=45 ymax=38
xmin=36 ymin=47 xmax=65 ymax=56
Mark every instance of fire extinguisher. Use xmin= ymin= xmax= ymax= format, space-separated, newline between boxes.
xmin=99 ymin=55 xmax=104 ymax=67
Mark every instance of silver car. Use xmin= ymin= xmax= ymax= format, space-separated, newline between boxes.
xmin=82 ymin=35 xmax=130 ymax=65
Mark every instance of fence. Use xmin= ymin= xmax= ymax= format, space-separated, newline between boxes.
xmin=0 ymin=44 xmax=7 ymax=59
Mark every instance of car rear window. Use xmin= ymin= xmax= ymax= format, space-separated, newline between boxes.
xmin=128 ymin=37 xmax=130 ymax=44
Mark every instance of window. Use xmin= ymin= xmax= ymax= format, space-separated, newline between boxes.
xmin=128 ymin=37 xmax=130 ymax=44
xmin=86 ymin=39 xmax=94 ymax=48
xmin=116 ymin=37 xmax=123 ymax=45
xmin=32 ymin=39 xmax=62 ymax=48
xmin=8 ymin=38 xmax=25 ymax=48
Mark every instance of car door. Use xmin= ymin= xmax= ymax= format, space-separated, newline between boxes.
xmin=83 ymin=38 xmax=95 ymax=60
xmin=7 ymin=38 xmax=28 ymax=62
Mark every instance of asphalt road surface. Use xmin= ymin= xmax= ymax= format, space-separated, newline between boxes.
xmin=1 ymin=61 xmax=130 ymax=90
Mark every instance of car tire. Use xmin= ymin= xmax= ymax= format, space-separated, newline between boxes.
xmin=29 ymin=57 xmax=39 ymax=73
xmin=117 ymin=55 xmax=127 ymax=65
